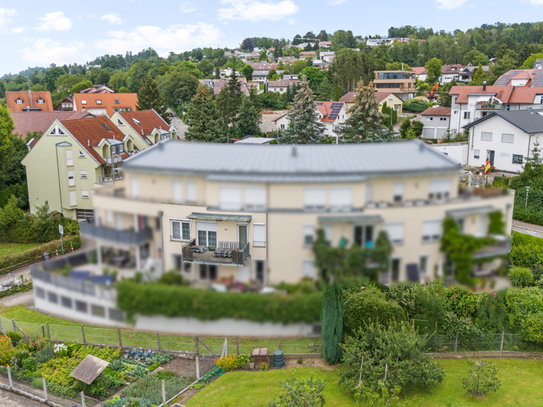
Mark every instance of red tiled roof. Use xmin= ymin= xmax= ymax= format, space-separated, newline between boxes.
xmin=73 ymin=93 xmax=138 ymax=117
xmin=411 ymin=67 xmax=427 ymax=75
xmin=6 ymin=91 xmax=54 ymax=112
xmin=315 ymin=101 xmax=345 ymax=122
xmin=450 ymin=85 xmax=543 ymax=104
xmin=11 ymin=111 xmax=90 ymax=138
xmin=60 ymin=116 xmax=127 ymax=165
xmin=119 ymin=110 xmax=170 ymax=136
xmin=267 ymin=80 xmax=299 ymax=87
xmin=340 ymin=91 xmax=401 ymax=104
xmin=421 ymin=107 xmax=452 ymax=116
xmin=339 ymin=92 xmax=357 ymax=103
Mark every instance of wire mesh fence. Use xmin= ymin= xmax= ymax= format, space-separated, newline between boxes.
xmin=426 ymin=333 xmax=543 ymax=353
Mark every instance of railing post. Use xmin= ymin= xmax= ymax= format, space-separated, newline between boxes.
xmin=157 ymin=332 xmax=161 ymax=351
xmin=7 ymin=365 xmax=12 ymax=389
xmin=81 ymin=391 xmax=86 ymax=407
xmin=118 ymin=328 xmax=123 ymax=348
xmin=46 ymin=322 xmax=51 ymax=340
xmin=236 ymin=336 xmax=239 ymax=355
xmin=278 ymin=337 xmax=281 ymax=351
xmin=500 ymin=331 xmax=505 ymax=354
xmin=42 ymin=377 xmax=48 ymax=401
xmin=195 ymin=335 xmax=199 ymax=356
xmin=11 ymin=319 xmax=16 ymax=333
xmin=81 ymin=325 xmax=86 ymax=344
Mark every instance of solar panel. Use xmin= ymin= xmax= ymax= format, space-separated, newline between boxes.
xmin=327 ymin=102 xmax=343 ymax=121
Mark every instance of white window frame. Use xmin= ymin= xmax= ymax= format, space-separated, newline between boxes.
xmin=253 ymin=223 xmax=266 ymax=247
xmin=304 ymin=188 xmax=326 ymax=211
xmin=481 ymin=132 xmax=493 ymax=142
xmin=382 ymin=222 xmax=404 ymax=245
xmin=82 ymin=190 xmax=89 ymax=199
xmin=419 ymin=255 xmax=429 ymax=277
xmin=501 ymin=133 xmax=514 ymax=144
xmin=303 ymin=225 xmax=315 ymax=247
xmin=219 ymin=186 xmax=241 ymax=210
xmin=68 ymin=171 xmax=75 ymax=187
xmin=173 ymin=180 xmax=183 ymax=204
xmin=512 ymin=154 xmax=523 ymax=164
xmin=131 ymin=176 xmax=139 ymax=200
xmin=244 ymin=187 xmax=266 ymax=210
xmin=78 ymin=150 xmax=85 ymax=158
xmin=393 ymin=181 xmax=404 ymax=203
xmin=80 ymin=170 xmax=87 ymax=179
xmin=66 ymin=150 xmax=73 ymax=166
xmin=474 ymin=149 xmax=480 ymax=159
xmin=422 ymin=220 xmax=442 ymax=242
xmin=330 ymin=187 xmax=352 ymax=212
xmin=303 ymin=260 xmax=316 ymax=279
xmin=170 ymin=219 xmax=191 ymax=241
xmin=69 ymin=190 xmax=77 ymax=207
xmin=187 ymin=180 xmax=196 ymax=203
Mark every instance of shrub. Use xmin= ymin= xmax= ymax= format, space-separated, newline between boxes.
xmin=149 ymin=362 xmax=160 ymax=372
xmin=506 ymin=287 xmax=543 ymax=342
xmin=343 ymin=287 xmax=405 ymax=337
xmin=22 ymin=356 xmax=37 ymax=372
xmin=6 ymin=332 xmax=21 ymax=346
xmin=475 ymin=292 xmax=510 ymax=334
xmin=297 ymin=356 xmax=302 ymax=364
xmin=403 ymin=99 xmax=430 ymax=113
xmin=0 ymin=335 xmax=14 ymax=365
xmin=442 ymin=311 xmax=483 ymax=342
xmin=215 ymin=354 xmax=249 ymax=372
xmin=445 ymin=286 xmax=478 ymax=320
xmin=461 ymin=359 xmax=501 ymax=396
xmin=268 ymin=377 xmax=326 ymax=407
xmin=508 ymin=267 xmax=534 ymax=287
xmin=321 ymin=285 xmax=343 ymax=365
xmin=260 ymin=362 xmax=269 ymax=371
xmin=35 ymin=342 xmax=54 ymax=363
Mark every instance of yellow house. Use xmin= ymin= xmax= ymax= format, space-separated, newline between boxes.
xmin=21 ymin=116 xmax=142 ymax=221
xmin=84 ymin=140 xmax=514 ymax=286
xmin=340 ymin=91 xmax=404 ymax=114
xmin=110 ymin=109 xmax=178 ymax=148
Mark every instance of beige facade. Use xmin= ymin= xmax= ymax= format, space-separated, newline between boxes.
xmin=374 ymin=71 xmax=416 ymax=101
xmin=86 ymin=141 xmax=514 ymax=286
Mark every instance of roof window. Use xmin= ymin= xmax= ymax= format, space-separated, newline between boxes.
xmin=114 ymin=99 xmax=120 ymax=105
xmin=37 ymin=98 xmax=44 ymax=105
xmin=101 ymin=123 xmax=111 ymax=131
xmin=96 ymin=100 xmax=102 ymax=105
xmin=131 ymin=118 xmax=140 ymax=126
xmin=81 ymin=100 xmax=87 ymax=105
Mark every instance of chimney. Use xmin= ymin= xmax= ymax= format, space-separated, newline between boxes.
xmin=483 ymin=81 xmax=487 ymax=91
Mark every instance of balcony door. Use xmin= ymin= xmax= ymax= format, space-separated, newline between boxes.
xmin=196 ymin=221 xmax=217 ymax=248
xmin=238 ymin=224 xmax=247 ymax=249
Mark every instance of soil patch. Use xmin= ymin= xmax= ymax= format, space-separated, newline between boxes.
xmin=161 ymin=355 xmax=216 ymax=377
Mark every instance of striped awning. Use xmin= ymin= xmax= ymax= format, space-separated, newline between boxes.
xmin=188 ymin=213 xmax=252 ymax=222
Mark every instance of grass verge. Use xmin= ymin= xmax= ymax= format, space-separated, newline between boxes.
xmin=0 ymin=243 xmax=41 ymax=258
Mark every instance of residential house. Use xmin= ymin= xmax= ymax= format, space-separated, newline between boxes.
xmin=111 ymin=109 xmax=179 ymax=148
xmin=73 ymin=93 xmax=138 ymax=116
xmin=247 ymin=62 xmax=278 ymax=70
xmin=219 ymin=68 xmax=242 ymax=79
xmin=278 ymin=56 xmax=298 ymax=64
xmin=373 ymin=71 xmax=416 ymax=101
xmin=6 ymin=91 xmax=54 ymax=112
xmin=80 ymin=85 xmax=114 ymax=94
xmin=299 ymin=51 xmax=317 ymax=60
xmin=463 ymin=109 xmax=543 ymax=172
xmin=495 ymin=68 xmax=543 ymax=87
xmin=54 ymin=96 xmax=74 ymax=111
xmin=21 ymin=116 xmax=146 ymax=221
xmin=283 ymin=74 xmax=299 ymax=80
xmin=440 ymin=65 xmax=490 ymax=85
xmin=320 ymin=51 xmax=335 ymax=63
xmin=318 ymin=41 xmax=331 ymax=48
xmin=267 ymin=80 xmax=299 ymax=94
xmin=449 ymin=85 xmax=543 ymax=132
xmin=420 ymin=107 xmax=454 ymax=139
xmin=11 ymin=111 xmax=90 ymax=138
xmin=234 ymin=136 xmax=276 ymax=144
xmin=274 ymin=101 xmax=349 ymax=137
xmin=339 ymin=91 xmax=403 ymax=114
xmin=252 ymin=70 xmax=269 ymax=83
xmin=411 ymin=67 xmax=428 ymax=82
xmin=366 ymin=38 xmax=392 ymax=47
xmin=199 ymin=78 xmax=258 ymax=96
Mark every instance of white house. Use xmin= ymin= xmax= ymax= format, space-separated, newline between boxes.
xmin=421 ymin=107 xmax=455 ymax=139
xmin=268 ymin=80 xmax=299 ymax=94
xmin=463 ymin=109 xmax=543 ymax=172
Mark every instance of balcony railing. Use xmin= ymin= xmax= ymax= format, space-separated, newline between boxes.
xmin=98 ymin=173 xmax=123 ymax=183
xmin=182 ymin=239 xmax=250 ymax=265
xmin=473 ymin=236 xmax=511 ymax=259
xmin=476 ymin=102 xmax=500 ymax=110
xmin=80 ymin=222 xmax=153 ymax=246
xmin=104 ymin=155 xmax=123 ymax=164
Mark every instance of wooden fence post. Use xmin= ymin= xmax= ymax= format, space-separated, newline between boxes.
xmin=81 ymin=391 xmax=86 ymax=407
xmin=42 ymin=378 xmax=48 ymax=401
xmin=162 ymin=379 xmax=166 ymax=403
xmin=11 ymin=319 xmax=16 ymax=333
xmin=41 ymin=325 xmax=45 ymax=338
xmin=118 ymin=328 xmax=123 ymax=348
xmin=278 ymin=337 xmax=281 ymax=351
xmin=500 ymin=331 xmax=505 ymax=354
xmin=195 ymin=335 xmax=199 ymax=356
xmin=46 ymin=322 xmax=51 ymax=340
xmin=454 ymin=334 xmax=458 ymax=353
xmin=81 ymin=325 xmax=86 ymax=344
xmin=157 ymin=332 xmax=161 ymax=351
xmin=236 ymin=336 xmax=239 ymax=355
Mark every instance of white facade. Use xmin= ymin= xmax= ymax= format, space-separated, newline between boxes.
xmin=433 ymin=143 xmax=468 ymax=166
xmin=422 ymin=115 xmax=456 ymax=139
xmin=275 ymin=104 xmax=350 ymax=137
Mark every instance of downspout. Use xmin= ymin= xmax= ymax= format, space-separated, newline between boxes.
xmin=158 ymin=210 xmax=165 ymax=273
xmin=265 ymin=182 xmax=270 ymax=287
xmin=527 ymin=134 xmax=533 ymax=160
xmin=55 ymin=143 xmax=63 ymax=215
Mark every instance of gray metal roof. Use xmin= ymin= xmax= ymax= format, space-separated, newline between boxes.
xmin=463 ymin=110 xmax=543 ymax=134
xmin=188 ymin=213 xmax=252 ymax=222
xmin=125 ymin=139 xmax=461 ymax=181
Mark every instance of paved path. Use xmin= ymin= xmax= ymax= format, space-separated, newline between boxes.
xmin=0 ymin=290 xmax=34 ymax=307
xmin=0 ymin=389 xmax=46 ymax=407
xmin=512 ymin=219 xmax=543 ymax=238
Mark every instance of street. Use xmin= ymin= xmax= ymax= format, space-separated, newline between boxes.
xmin=512 ymin=219 xmax=543 ymax=238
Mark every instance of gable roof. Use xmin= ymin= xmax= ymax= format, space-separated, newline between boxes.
xmin=73 ymin=93 xmax=138 ymax=116
xmin=118 ymin=110 xmax=171 ymax=136
xmin=495 ymin=69 xmax=543 ymax=87
xmin=315 ymin=101 xmax=345 ymax=122
xmin=450 ymin=85 xmax=543 ymax=104
xmin=6 ymin=91 xmax=54 ymax=112
xmin=60 ymin=116 xmax=127 ymax=164
xmin=11 ymin=111 xmax=90 ymax=137
xmin=463 ymin=109 xmax=543 ymax=134
xmin=339 ymin=91 xmax=401 ymax=104
xmin=267 ymin=80 xmax=299 ymax=88
xmin=421 ymin=107 xmax=451 ymax=116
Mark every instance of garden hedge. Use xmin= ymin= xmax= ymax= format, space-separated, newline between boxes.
xmin=116 ymin=281 xmax=322 ymax=324
xmin=0 ymin=235 xmax=81 ymax=274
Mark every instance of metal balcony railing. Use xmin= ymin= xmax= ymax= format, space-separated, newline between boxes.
xmin=80 ymin=222 xmax=153 ymax=246
xmin=104 ymin=155 xmax=123 ymax=164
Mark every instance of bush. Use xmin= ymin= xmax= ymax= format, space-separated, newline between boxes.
xmin=510 ymin=233 xmax=543 ymax=269
xmin=22 ymin=356 xmax=37 ymax=372
xmin=260 ymin=362 xmax=269 ymax=371
xmin=268 ymin=377 xmax=326 ymax=407
xmin=461 ymin=359 xmax=501 ymax=396
xmin=215 ymin=354 xmax=249 ymax=372
xmin=475 ymin=291 xmax=510 ymax=334
xmin=403 ymin=99 xmax=431 ymax=112
xmin=35 ymin=342 xmax=54 ymax=363
xmin=0 ymin=335 xmax=14 ymax=365
xmin=508 ymin=267 xmax=534 ymax=287
xmin=343 ymin=287 xmax=405 ymax=337
xmin=506 ymin=287 xmax=543 ymax=342
xmin=116 ymin=281 xmax=322 ymax=324
xmin=321 ymin=285 xmax=343 ymax=365
xmin=149 ymin=362 xmax=160 ymax=372
xmin=445 ymin=286 xmax=478 ymax=320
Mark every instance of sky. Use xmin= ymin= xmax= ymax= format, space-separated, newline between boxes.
xmin=1 ymin=0 xmax=543 ymax=75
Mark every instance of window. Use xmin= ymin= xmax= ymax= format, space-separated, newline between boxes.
xmin=91 ymin=305 xmax=105 ymax=317
xmin=61 ymin=296 xmax=72 ymax=308
xmin=36 ymin=287 xmax=45 ymax=299
xmin=419 ymin=256 xmax=428 ymax=277
xmin=16 ymin=98 xmax=23 ymax=105
xmin=440 ymin=117 xmax=447 ymax=121
xmin=481 ymin=132 xmax=493 ymax=142
xmin=303 ymin=260 xmax=315 ymax=278
xmin=114 ymin=99 xmax=120 ymax=105
xmin=280 ymin=124 xmax=285 ymax=129
xmin=68 ymin=171 xmax=75 ymax=187
xmin=102 ymin=123 xmax=111 ymax=131
xmin=80 ymin=170 xmax=87 ymax=179
xmin=422 ymin=220 xmax=442 ymax=242
xmin=197 ymin=222 xmax=217 ymax=248
xmin=187 ymin=180 xmax=196 ymax=203
xmin=253 ymin=223 xmax=266 ymax=247
xmin=38 ymin=98 xmax=44 ymax=105
xmin=428 ymin=178 xmax=451 ymax=201
xmin=82 ymin=190 xmax=89 ymax=199
xmin=365 ymin=183 xmax=372 ymax=203
xmin=354 ymin=225 xmax=374 ymax=248
xmin=96 ymin=100 xmax=102 ymax=105
xmin=81 ymin=100 xmax=87 ymax=105
xmin=382 ymin=223 xmax=404 ymax=245
xmin=173 ymin=254 xmax=183 ymax=271
xmin=131 ymin=118 xmax=140 ymax=125
xmin=69 ymin=190 xmax=77 ymax=207
xmin=109 ymin=308 xmax=124 ymax=322
xmin=66 ymin=149 xmax=73 ymax=166
xmin=173 ymin=180 xmax=182 ymax=204
xmin=76 ymin=301 xmax=88 ymax=313
xmin=427 ymin=117 xmax=433 ymax=121
xmin=255 ymin=260 xmax=265 ymax=283
xmin=131 ymin=176 xmax=139 ymax=199
xmin=171 ymin=219 xmax=190 ymax=241
xmin=463 ymin=112 xmax=470 ymax=120
xmin=393 ymin=181 xmax=404 ymax=202
xmin=304 ymin=188 xmax=326 ymax=210
xmin=303 ymin=225 xmax=315 ymax=247
xmin=501 ymin=133 xmax=514 ymax=144
xmin=513 ymin=154 xmax=523 ymax=164
xmin=454 ymin=110 xmax=458 ymax=114
xmin=219 ymin=186 xmax=241 ymax=210
xmin=330 ymin=187 xmax=352 ymax=211
xmin=474 ymin=149 xmax=480 ymax=159
xmin=78 ymin=150 xmax=85 ymax=158
xmin=199 ymin=264 xmax=218 ymax=280
xmin=244 ymin=187 xmax=266 ymax=210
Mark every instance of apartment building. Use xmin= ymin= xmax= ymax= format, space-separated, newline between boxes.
xmin=110 ymin=109 xmax=179 ymax=147
xmin=373 ymin=71 xmax=416 ymax=101
xmin=84 ymin=140 xmax=514 ymax=287
xmin=72 ymin=93 xmax=138 ymax=116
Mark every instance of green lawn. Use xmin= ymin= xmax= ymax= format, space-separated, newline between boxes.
xmin=0 ymin=305 xmax=319 ymax=354
xmin=186 ymin=359 xmax=543 ymax=407
xmin=0 ymin=243 xmax=41 ymax=258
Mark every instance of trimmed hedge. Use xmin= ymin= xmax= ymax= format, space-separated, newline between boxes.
xmin=0 ymin=236 xmax=81 ymax=274
xmin=0 ymin=282 xmax=32 ymax=299
xmin=509 ymin=267 xmax=534 ymax=287
xmin=116 ymin=281 xmax=322 ymax=324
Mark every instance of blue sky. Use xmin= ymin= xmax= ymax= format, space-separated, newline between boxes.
xmin=1 ymin=0 xmax=542 ymax=75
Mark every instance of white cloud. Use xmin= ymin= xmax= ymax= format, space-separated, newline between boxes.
xmin=217 ymin=0 xmax=298 ymax=21
xmin=329 ymin=0 xmax=347 ymax=4
xmin=180 ymin=2 xmax=197 ymax=13
xmin=95 ymin=23 xmax=223 ymax=55
xmin=12 ymin=26 xmax=24 ymax=33
xmin=435 ymin=0 xmax=468 ymax=9
xmin=101 ymin=13 xmax=122 ymax=25
xmin=0 ymin=8 xmax=17 ymax=28
xmin=530 ymin=0 xmax=543 ymax=4
xmin=37 ymin=11 xmax=72 ymax=31
xmin=20 ymin=38 xmax=90 ymax=65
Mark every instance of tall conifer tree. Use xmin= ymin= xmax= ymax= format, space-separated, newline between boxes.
xmin=321 ymin=285 xmax=343 ymax=365
xmin=136 ymin=74 xmax=170 ymax=123
xmin=185 ymin=85 xmax=225 ymax=142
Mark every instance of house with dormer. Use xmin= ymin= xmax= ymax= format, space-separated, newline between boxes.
xmin=21 ymin=116 xmax=146 ymax=221
xmin=72 ymin=93 xmax=138 ymax=116
xmin=110 ymin=109 xmax=179 ymax=147
xmin=7 ymin=91 xmax=54 ymax=112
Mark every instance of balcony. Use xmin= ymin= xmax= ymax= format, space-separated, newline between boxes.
xmin=98 ymin=173 xmax=123 ymax=183
xmin=182 ymin=239 xmax=251 ymax=265
xmin=476 ymin=102 xmax=500 ymax=111
xmin=473 ymin=235 xmax=511 ymax=259
xmin=104 ymin=155 xmax=123 ymax=164
xmin=80 ymin=222 xmax=153 ymax=246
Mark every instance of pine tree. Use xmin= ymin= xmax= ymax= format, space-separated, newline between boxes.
xmin=280 ymin=80 xmax=326 ymax=144
xmin=470 ymin=63 xmax=485 ymax=85
xmin=185 ymin=85 xmax=225 ymax=143
xmin=236 ymin=96 xmax=262 ymax=137
xmin=215 ymin=69 xmax=243 ymax=130
xmin=337 ymin=81 xmax=394 ymax=143
xmin=334 ymin=83 xmax=340 ymax=102
xmin=136 ymin=74 xmax=170 ymax=123
xmin=316 ymin=79 xmax=334 ymax=101
xmin=321 ymin=285 xmax=343 ymax=365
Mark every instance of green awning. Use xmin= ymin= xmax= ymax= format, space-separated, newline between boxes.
xmin=318 ymin=215 xmax=382 ymax=224
xmin=188 ymin=213 xmax=252 ymax=222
